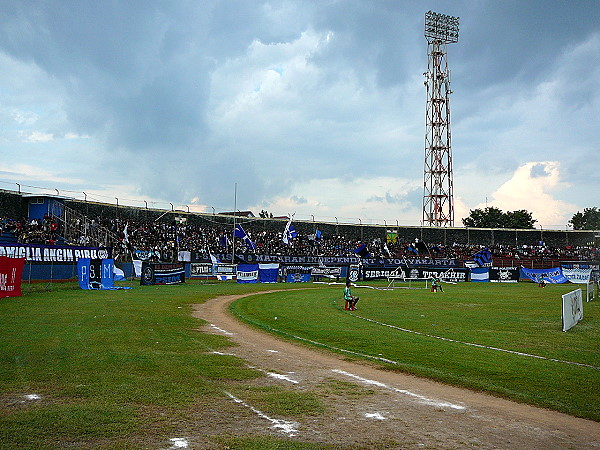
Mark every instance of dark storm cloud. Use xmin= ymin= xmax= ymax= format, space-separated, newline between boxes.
xmin=0 ymin=0 xmax=598 ymax=222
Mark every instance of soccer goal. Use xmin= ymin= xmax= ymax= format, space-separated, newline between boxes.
xmin=386 ymin=276 xmax=430 ymax=289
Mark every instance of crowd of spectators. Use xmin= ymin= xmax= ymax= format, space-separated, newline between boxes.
xmin=0 ymin=216 xmax=61 ymax=245
xmin=2 ymin=215 xmax=598 ymax=266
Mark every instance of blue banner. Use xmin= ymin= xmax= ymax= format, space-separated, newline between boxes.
xmin=192 ymin=252 xmax=457 ymax=267
xmin=520 ymin=267 xmax=568 ymax=284
xmin=1 ymin=243 xmax=111 ymax=262
xmin=141 ymin=262 xmax=185 ymax=285
xmin=77 ymin=258 xmax=115 ymax=290
xmin=284 ymin=265 xmax=312 ymax=283
xmin=470 ymin=267 xmax=489 ymax=282
xmin=237 ymin=263 xmax=258 ymax=283
xmin=258 ymin=263 xmax=279 ymax=283
xmin=286 ymin=273 xmax=311 ymax=283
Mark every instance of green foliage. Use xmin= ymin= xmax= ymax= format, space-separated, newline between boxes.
xmin=569 ymin=207 xmax=600 ymax=230
xmin=462 ymin=206 xmax=537 ymax=229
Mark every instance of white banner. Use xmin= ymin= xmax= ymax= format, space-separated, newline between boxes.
xmin=586 ymin=282 xmax=595 ymax=302
xmin=562 ymin=289 xmax=583 ymax=332
xmin=236 ymin=269 xmax=258 ymax=282
xmin=190 ymin=263 xmax=213 ymax=277
xmin=178 ymin=251 xmax=192 ymax=262
xmin=132 ymin=259 xmax=143 ymax=277
xmin=562 ymin=267 xmax=592 ymax=284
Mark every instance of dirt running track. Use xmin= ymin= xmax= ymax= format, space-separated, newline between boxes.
xmin=192 ymin=293 xmax=599 ymax=449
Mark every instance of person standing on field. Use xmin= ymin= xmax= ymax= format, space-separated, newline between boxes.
xmin=344 ymin=279 xmax=359 ymax=310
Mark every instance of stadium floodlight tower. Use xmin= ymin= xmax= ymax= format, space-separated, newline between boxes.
xmin=422 ymin=11 xmax=459 ymax=227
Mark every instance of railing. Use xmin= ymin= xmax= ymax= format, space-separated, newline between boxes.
xmin=50 ymin=200 xmax=123 ymax=255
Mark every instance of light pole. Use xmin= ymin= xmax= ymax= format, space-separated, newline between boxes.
xmin=422 ymin=10 xmax=459 ymax=227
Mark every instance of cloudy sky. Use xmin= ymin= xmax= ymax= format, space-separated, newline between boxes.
xmin=0 ymin=1 xmax=598 ymax=229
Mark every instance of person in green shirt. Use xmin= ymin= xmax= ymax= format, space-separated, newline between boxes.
xmin=344 ymin=279 xmax=359 ymax=310
xmin=431 ymin=276 xmax=444 ymax=292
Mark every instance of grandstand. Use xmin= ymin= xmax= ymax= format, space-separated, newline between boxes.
xmin=1 ymin=188 xmax=598 ymax=280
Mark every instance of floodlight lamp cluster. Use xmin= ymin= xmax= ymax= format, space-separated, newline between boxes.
xmin=425 ymin=10 xmax=459 ymax=44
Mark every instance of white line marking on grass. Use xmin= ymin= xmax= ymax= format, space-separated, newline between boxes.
xmin=169 ymin=437 xmax=189 ymax=448
xmin=279 ymin=332 xmax=400 ymax=365
xmin=264 ymin=371 xmax=299 ymax=384
xmin=333 ymin=369 xmax=465 ymax=411
xmin=245 ymin=365 xmax=299 ymax=383
xmin=211 ymin=351 xmax=236 ymax=356
xmin=223 ymin=391 xmax=299 ymax=436
xmin=24 ymin=394 xmax=41 ymax=401
xmin=350 ymin=314 xmax=600 ymax=370
xmin=365 ymin=412 xmax=387 ymax=420
xmin=209 ymin=324 xmax=233 ymax=335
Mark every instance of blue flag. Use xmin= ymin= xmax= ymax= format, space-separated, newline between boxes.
xmin=283 ymin=216 xmax=298 ymax=245
xmin=354 ymin=243 xmax=370 ymax=258
xmin=233 ymin=224 xmax=257 ymax=250
xmin=219 ymin=234 xmax=229 ymax=249
xmin=472 ymin=248 xmax=492 ymax=267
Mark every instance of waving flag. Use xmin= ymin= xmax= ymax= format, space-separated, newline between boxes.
xmin=210 ymin=253 xmax=232 ymax=280
xmin=233 ymin=224 xmax=257 ymax=250
xmin=218 ymin=234 xmax=229 ymax=249
xmin=354 ymin=243 xmax=370 ymax=258
xmin=473 ymin=248 xmax=492 ymax=267
xmin=282 ymin=215 xmax=297 ymax=245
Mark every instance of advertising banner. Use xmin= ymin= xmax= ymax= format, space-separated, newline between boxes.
xmin=489 ymin=267 xmax=519 ymax=283
xmin=562 ymin=289 xmax=583 ymax=332
xmin=362 ymin=267 xmax=405 ymax=281
xmin=311 ymin=266 xmax=342 ymax=278
xmin=0 ymin=243 xmax=111 ymax=262
xmin=0 ymin=256 xmax=25 ymax=298
xmin=77 ymin=258 xmax=114 ymax=290
xmin=215 ymin=264 xmax=237 ymax=278
xmin=190 ymin=263 xmax=213 ymax=277
xmin=362 ymin=266 xmax=468 ymax=282
xmin=561 ymin=267 xmax=592 ymax=284
xmin=237 ymin=263 xmax=258 ymax=284
xmin=141 ymin=262 xmax=185 ymax=285
xmin=521 ymin=267 xmax=568 ymax=284
xmin=284 ymin=265 xmax=312 ymax=283
xmin=194 ymin=252 xmax=457 ymax=267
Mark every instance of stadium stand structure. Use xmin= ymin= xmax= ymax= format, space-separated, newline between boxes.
xmin=1 ymin=190 xmax=598 ymax=267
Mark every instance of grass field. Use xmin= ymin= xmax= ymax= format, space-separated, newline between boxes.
xmin=0 ymin=281 xmax=321 ymax=449
xmin=230 ymin=281 xmax=600 ymax=420
xmin=0 ymin=279 xmax=598 ymax=448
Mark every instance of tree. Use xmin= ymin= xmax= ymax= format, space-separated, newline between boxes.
xmin=569 ymin=207 xmax=600 ymax=230
xmin=462 ymin=207 xmax=504 ymax=228
xmin=504 ymin=209 xmax=537 ymax=229
xmin=462 ymin=207 xmax=537 ymax=229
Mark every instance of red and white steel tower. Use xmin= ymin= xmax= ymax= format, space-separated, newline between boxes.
xmin=422 ymin=11 xmax=459 ymax=227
